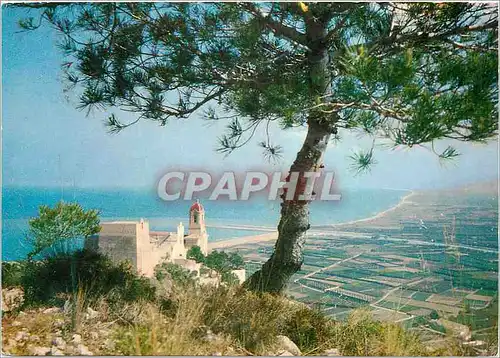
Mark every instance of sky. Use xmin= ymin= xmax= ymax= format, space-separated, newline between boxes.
xmin=2 ymin=7 xmax=498 ymax=191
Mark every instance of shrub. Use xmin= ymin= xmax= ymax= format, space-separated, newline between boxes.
xmin=203 ymin=287 xmax=292 ymax=354
xmin=186 ymin=246 xmax=205 ymax=263
xmin=282 ymin=306 xmax=336 ymax=354
xmin=20 ymin=249 xmax=156 ymax=306
xmin=26 ymin=201 xmax=100 ymax=259
xmin=2 ymin=261 xmax=25 ymax=287
xmin=154 ymin=262 xmax=197 ymax=287
xmin=333 ymin=309 xmax=426 ymax=356
xmin=220 ymin=271 xmax=240 ymax=286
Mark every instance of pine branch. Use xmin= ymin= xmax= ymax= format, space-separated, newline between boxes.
xmin=238 ymin=3 xmax=309 ymax=49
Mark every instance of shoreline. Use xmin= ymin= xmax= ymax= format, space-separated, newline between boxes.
xmin=208 ymin=190 xmax=415 ymax=250
xmin=327 ymin=190 xmax=415 ymax=228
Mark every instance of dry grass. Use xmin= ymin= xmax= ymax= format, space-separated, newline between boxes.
xmin=3 ymin=261 xmax=496 ymax=357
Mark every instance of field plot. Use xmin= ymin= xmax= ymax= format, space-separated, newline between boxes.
xmin=371 ymin=308 xmax=410 ymax=322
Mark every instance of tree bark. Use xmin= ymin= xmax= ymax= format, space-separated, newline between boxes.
xmin=244 ymin=12 xmax=336 ymax=293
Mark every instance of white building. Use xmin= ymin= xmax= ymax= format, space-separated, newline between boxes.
xmin=85 ymin=200 xmax=209 ymax=277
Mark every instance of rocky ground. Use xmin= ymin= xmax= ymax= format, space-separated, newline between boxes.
xmin=2 ymin=287 xmax=341 ymax=356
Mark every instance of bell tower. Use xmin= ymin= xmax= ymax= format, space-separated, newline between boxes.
xmin=189 ymin=199 xmax=206 ymax=236
xmin=188 ymin=200 xmax=208 ymax=255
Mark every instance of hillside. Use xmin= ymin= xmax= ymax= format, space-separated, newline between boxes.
xmin=2 ymin=253 xmax=497 ymax=356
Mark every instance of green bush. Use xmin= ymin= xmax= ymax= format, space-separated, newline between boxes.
xmin=2 ymin=261 xmax=26 ymax=288
xmin=26 ymin=201 xmax=100 ymax=259
xmin=20 ymin=249 xmax=156 ymax=306
xmin=154 ymin=262 xmax=197 ymax=287
xmin=282 ymin=306 xmax=335 ymax=354
xmin=203 ymin=287 xmax=291 ymax=354
xmin=333 ymin=309 xmax=426 ymax=356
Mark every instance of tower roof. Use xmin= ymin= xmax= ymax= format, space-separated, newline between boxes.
xmin=189 ymin=199 xmax=204 ymax=212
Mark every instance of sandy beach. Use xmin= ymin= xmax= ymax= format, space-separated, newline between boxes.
xmin=209 ymin=232 xmax=278 ymax=250
xmin=208 ymin=191 xmax=415 ymax=250
xmin=327 ymin=190 xmax=415 ymax=227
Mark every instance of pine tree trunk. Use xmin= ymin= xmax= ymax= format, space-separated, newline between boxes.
xmin=244 ymin=13 xmax=335 ymax=293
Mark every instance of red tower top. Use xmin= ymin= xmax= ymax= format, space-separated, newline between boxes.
xmin=189 ymin=199 xmax=204 ymax=212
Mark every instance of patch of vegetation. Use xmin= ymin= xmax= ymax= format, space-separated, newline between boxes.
xmin=187 ymin=246 xmax=244 ymax=285
xmin=26 ymin=201 xmax=100 ymax=259
xmin=154 ymin=261 xmax=197 ymax=287
xmin=2 ymin=261 xmax=26 ymax=288
xmin=19 ymin=249 xmax=156 ymax=307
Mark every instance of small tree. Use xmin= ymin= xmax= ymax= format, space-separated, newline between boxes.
xmin=186 ymin=245 xmax=205 ymax=263
xmin=154 ymin=261 xmax=197 ymax=287
xmin=205 ymin=251 xmax=231 ymax=273
xmin=430 ymin=310 xmax=439 ymax=320
xmin=221 ymin=270 xmax=240 ymax=286
xmin=228 ymin=252 xmax=245 ymax=270
xmin=27 ymin=201 xmax=100 ymax=259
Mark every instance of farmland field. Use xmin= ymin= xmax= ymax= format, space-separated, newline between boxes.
xmin=235 ymin=189 xmax=498 ymax=345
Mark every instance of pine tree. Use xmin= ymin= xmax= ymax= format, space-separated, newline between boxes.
xmin=16 ymin=2 xmax=498 ymax=293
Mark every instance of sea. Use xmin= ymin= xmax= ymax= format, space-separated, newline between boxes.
xmin=2 ymin=186 xmax=410 ymax=261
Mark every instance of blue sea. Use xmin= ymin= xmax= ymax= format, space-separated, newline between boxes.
xmin=2 ymin=186 xmax=409 ymax=260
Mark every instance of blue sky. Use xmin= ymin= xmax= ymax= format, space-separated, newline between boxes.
xmin=2 ymin=7 xmax=498 ymax=190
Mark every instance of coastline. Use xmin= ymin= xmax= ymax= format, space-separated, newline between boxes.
xmin=208 ymin=190 xmax=415 ymax=250
xmin=327 ymin=190 xmax=415 ymax=228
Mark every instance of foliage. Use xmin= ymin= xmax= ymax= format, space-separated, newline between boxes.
xmin=205 ymin=250 xmax=245 ymax=272
xmin=2 ymin=261 xmax=26 ymax=288
xmin=14 ymin=2 xmax=498 ymax=165
xmin=282 ymin=306 xmax=336 ymax=354
xmin=4 ymin=257 xmax=493 ymax=356
xmin=26 ymin=201 xmax=100 ymax=259
xmin=202 ymin=287 xmax=293 ymax=353
xmin=186 ymin=245 xmax=205 ymax=263
xmin=334 ymin=309 xmax=426 ymax=356
xmin=154 ymin=261 xmax=197 ymax=287
xmin=19 ymin=249 xmax=156 ymax=306
xmin=220 ymin=271 xmax=240 ymax=286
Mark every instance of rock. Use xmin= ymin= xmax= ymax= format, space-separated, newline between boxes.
xmin=52 ymin=337 xmax=66 ymax=349
xmin=203 ymin=329 xmax=218 ymax=342
xmin=43 ymin=307 xmax=61 ymax=314
xmin=85 ymin=307 xmax=99 ymax=320
xmin=275 ymin=335 xmax=301 ymax=356
xmin=2 ymin=288 xmax=24 ymax=312
xmin=15 ymin=331 xmax=30 ymax=342
xmin=323 ymin=348 xmax=341 ymax=356
xmin=54 ymin=319 xmax=65 ymax=328
xmin=278 ymin=351 xmax=295 ymax=356
xmin=28 ymin=346 xmax=51 ymax=356
xmin=212 ymin=352 xmax=222 ymax=356
xmin=90 ymin=331 xmax=99 ymax=340
xmin=50 ymin=346 xmax=64 ymax=356
xmin=75 ymin=344 xmax=93 ymax=356
xmin=72 ymin=334 xmax=82 ymax=344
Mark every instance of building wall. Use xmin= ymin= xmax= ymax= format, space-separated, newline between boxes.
xmin=231 ymin=269 xmax=246 ymax=284
xmin=87 ymin=218 xmax=240 ymax=282
xmin=93 ymin=222 xmax=140 ymax=269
